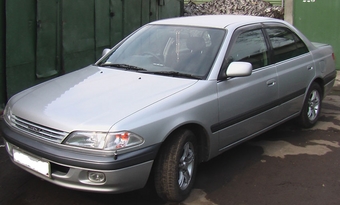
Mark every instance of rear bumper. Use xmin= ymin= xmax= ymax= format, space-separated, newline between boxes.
xmin=0 ymin=119 xmax=160 ymax=193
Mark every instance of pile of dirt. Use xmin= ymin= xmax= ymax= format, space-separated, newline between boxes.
xmin=184 ymin=0 xmax=284 ymax=19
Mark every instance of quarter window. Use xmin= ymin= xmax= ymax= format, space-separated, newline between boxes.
xmin=266 ymin=27 xmax=309 ymax=63
xmin=227 ymin=29 xmax=269 ymax=70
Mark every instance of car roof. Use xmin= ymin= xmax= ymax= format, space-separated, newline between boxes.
xmin=150 ymin=15 xmax=278 ymax=29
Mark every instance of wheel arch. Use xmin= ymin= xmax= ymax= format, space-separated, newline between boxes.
xmin=181 ymin=123 xmax=210 ymax=163
xmin=300 ymin=77 xmax=324 ymax=111
xmin=297 ymin=78 xmax=324 ymax=128
xmin=158 ymin=123 xmax=211 ymax=164
xmin=311 ymin=77 xmax=324 ymax=98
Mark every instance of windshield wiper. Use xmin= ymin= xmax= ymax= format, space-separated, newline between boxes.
xmin=140 ymin=71 xmax=202 ymax=80
xmin=99 ymin=63 xmax=201 ymax=79
xmin=100 ymin=63 xmax=147 ymax=71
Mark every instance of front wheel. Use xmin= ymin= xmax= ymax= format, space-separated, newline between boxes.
xmin=154 ymin=129 xmax=197 ymax=202
xmin=298 ymin=83 xmax=322 ymax=128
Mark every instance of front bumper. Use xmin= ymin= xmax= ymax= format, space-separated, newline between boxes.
xmin=0 ymin=119 xmax=160 ymax=193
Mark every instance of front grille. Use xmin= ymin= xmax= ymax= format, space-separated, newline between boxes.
xmin=11 ymin=115 xmax=69 ymax=143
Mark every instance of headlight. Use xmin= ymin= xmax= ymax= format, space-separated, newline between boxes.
xmin=63 ymin=131 xmax=144 ymax=151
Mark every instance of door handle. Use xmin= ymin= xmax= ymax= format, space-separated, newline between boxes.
xmin=266 ymin=79 xmax=276 ymax=87
xmin=307 ymin=66 xmax=314 ymax=70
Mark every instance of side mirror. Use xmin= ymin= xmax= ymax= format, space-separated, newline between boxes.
xmin=226 ymin=62 xmax=252 ymax=77
xmin=102 ymin=48 xmax=111 ymax=57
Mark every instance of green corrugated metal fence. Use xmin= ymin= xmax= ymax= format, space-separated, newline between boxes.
xmin=1 ymin=0 xmax=183 ymax=107
xmin=267 ymin=0 xmax=283 ymax=6
xmin=0 ymin=0 xmax=5 ymax=108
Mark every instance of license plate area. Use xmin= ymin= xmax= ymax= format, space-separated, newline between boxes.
xmin=13 ymin=148 xmax=51 ymax=178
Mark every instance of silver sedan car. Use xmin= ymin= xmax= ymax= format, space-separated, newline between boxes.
xmin=0 ymin=15 xmax=337 ymax=202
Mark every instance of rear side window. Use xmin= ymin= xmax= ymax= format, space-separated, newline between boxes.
xmin=227 ymin=29 xmax=269 ymax=70
xmin=266 ymin=27 xmax=309 ymax=63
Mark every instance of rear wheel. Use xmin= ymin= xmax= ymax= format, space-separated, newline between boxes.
xmin=154 ymin=129 xmax=197 ymax=202
xmin=298 ymin=83 xmax=322 ymax=128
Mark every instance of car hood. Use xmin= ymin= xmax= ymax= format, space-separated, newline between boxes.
xmin=10 ymin=66 xmax=198 ymax=132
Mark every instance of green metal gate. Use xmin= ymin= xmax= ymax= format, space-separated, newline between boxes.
xmin=293 ymin=0 xmax=340 ymax=69
xmin=2 ymin=0 xmax=183 ymax=107
xmin=0 ymin=0 xmax=5 ymax=108
xmin=267 ymin=0 xmax=283 ymax=6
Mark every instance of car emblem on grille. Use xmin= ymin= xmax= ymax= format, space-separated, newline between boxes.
xmin=27 ymin=125 xmax=42 ymax=133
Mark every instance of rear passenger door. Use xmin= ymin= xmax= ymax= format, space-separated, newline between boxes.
xmin=215 ymin=25 xmax=279 ymax=150
xmin=264 ymin=25 xmax=315 ymax=120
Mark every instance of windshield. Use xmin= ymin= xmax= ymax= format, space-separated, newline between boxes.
xmin=97 ymin=25 xmax=226 ymax=79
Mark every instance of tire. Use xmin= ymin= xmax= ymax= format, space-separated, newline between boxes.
xmin=298 ymin=83 xmax=322 ymax=128
xmin=154 ymin=129 xmax=197 ymax=202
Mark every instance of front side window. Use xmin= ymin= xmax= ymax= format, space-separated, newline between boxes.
xmin=266 ymin=27 xmax=309 ymax=63
xmin=98 ymin=25 xmax=225 ymax=79
xmin=226 ymin=29 xmax=269 ymax=70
